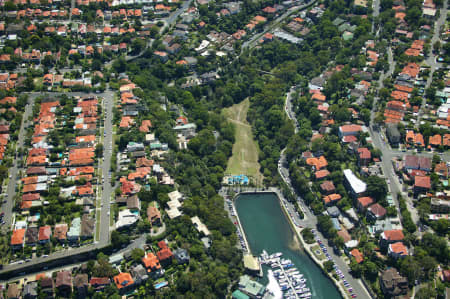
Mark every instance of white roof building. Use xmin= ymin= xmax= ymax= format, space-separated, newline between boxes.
xmin=345 ymin=240 xmax=358 ymax=249
xmin=191 ymin=216 xmax=210 ymax=236
xmin=343 ymin=169 xmax=367 ymax=195
xmin=166 ymin=208 xmax=182 ymax=219
xmin=166 ymin=194 xmax=183 ymax=219
xmin=116 ymin=209 xmax=139 ymax=229
xmin=35 ymin=183 xmax=47 ymax=191
xmin=168 ymin=190 xmax=183 ymax=202
xmin=15 ymin=221 xmax=27 ymax=229
xmin=167 ymin=199 xmax=182 ymax=209
xmin=195 ymin=40 xmax=210 ymax=52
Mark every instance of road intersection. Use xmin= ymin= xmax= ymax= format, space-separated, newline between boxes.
xmin=0 ymin=0 xmax=195 ymax=276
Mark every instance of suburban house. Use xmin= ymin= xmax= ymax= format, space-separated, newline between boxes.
xmin=55 ymin=271 xmax=73 ymax=294
xmin=367 ymin=203 xmax=387 ymax=220
xmin=379 ymin=268 xmax=408 ymax=297
xmin=338 ymin=124 xmax=363 ymax=138
xmin=350 ymin=248 xmax=364 ymax=263
xmin=413 ymin=176 xmax=431 ymax=197
xmin=114 ymin=272 xmax=135 ymax=294
xmin=343 ymin=169 xmax=367 ymax=198
xmin=142 ymin=252 xmax=162 ymax=274
xmin=11 ymin=228 xmax=26 ymax=250
xmin=388 ymin=242 xmax=408 ymax=259
xmin=356 ymin=196 xmax=373 ymax=211
xmin=157 ymin=241 xmax=174 ymax=266
xmin=357 ymin=148 xmax=371 ymax=166
xmin=38 ymin=225 xmax=52 ymax=244
xmin=89 ymin=277 xmax=110 ymax=291
xmin=380 ymin=229 xmax=404 ymax=248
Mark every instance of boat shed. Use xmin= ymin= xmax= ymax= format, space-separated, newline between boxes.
xmin=232 ymin=290 xmax=250 ymax=299
xmin=238 ymin=275 xmax=266 ymax=298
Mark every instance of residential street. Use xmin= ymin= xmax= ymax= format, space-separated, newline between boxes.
xmin=285 ymin=86 xmax=299 ymax=134
xmin=368 ymin=1 xmax=448 ymax=226
xmin=0 ymin=0 xmax=194 ymax=274
xmin=164 ymin=0 xmax=193 ymax=31
xmin=1 ymin=97 xmax=34 ymax=233
xmin=370 ymin=46 xmax=395 ymax=125
xmin=416 ymin=0 xmax=448 ymax=127
xmin=278 ymin=87 xmax=373 ymax=299
xmin=98 ymin=89 xmax=115 ymax=246
xmin=0 ymin=90 xmax=114 ymax=269
xmin=242 ymin=0 xmax=317 ymax=51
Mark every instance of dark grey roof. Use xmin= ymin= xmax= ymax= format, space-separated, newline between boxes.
xmin=327 ymin=206 xmax=340 ymax=217
xmin=23 ymin=281 xmax=37 ymax=298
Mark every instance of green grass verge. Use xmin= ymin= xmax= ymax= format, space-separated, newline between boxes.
xmin=311 ymin=244 xmax=326 ymax=261
xmin=110 ymin=204 xmax=115 ymax=226
xmin=96 ymin=210 xmax=100 ymax=241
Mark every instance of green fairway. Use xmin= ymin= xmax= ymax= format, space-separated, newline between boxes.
xmin=223 ymin=99 xmax=264 ymax=183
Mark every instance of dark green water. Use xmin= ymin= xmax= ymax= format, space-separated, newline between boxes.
xmin=235 ymin=193 xmax=342 ymax=299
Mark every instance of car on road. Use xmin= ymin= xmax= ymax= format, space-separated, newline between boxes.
xmin=42 ymin=254 xmax=49 ymax=258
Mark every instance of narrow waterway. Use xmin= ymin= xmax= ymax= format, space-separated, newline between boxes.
xmin=235 ymin=193 xmax=342 ymax=299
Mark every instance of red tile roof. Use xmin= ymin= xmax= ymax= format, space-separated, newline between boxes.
xmin=357 ymin=196 xmax=374 ymax=208
xmin=368 ymin=203 xmax=386 ymax=217
xmin=429 ymin=134 xmax=442 ymax=146
xmin=350 ymin=248 xmax=364 ymax=263
xmin=306 ymin=156 xmax=328 ymax=170
xmin=401 ymin=63 xmax=420 ymax=78
xmin=90 ymin=277 xmax=110 ymax=286
xmin=339 ymin=124 xmax=362 ymax=134
xmin=382 ymin=229 xmax=404 ymax=241
xmin=389 ymin=242 xmax=408 ymax=256
xmin=157 ymin=247 xmax=173 ymax=261
xmin=357 ymin=147 xmax=371 ymax=159
xmin=142 ymin=252 xmax=161 ymax=270
xmin=323 ymin=193 xmax=341 ymax=204
xmin=315 ymin=169 xmax=330 ymax=179
xmin=114 ymin=273 xmax=134 ymax=289
xmin=38 ymin=226 xmax=52 ymax=241
xmin=11 ymin=229 xmax=25 ymax=245
xmin=414 ymin=176 xmax=431 ymax=189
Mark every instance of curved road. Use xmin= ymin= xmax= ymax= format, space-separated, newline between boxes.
xmin=278 ymin=87 xmax=373 ymax=299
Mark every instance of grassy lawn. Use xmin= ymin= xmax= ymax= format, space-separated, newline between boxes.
xmin=311 ymin=244 xmax=326 ymax=261
xmin=223 ymin=99 xmax=264 ymax=182
xmin=110 ymin=204 xmax=115 ymax=226
xmin=96 ymin=210 xmax=100 ymax=241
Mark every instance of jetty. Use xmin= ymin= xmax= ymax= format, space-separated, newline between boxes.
xmin=260 ymin=251 xmax=311 ymax=299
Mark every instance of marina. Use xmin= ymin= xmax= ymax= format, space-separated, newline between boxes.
xmin=235 ymin=192 xmax=342 ymax=299
xmin=260 ymin=251 xmax=312 ymax=299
